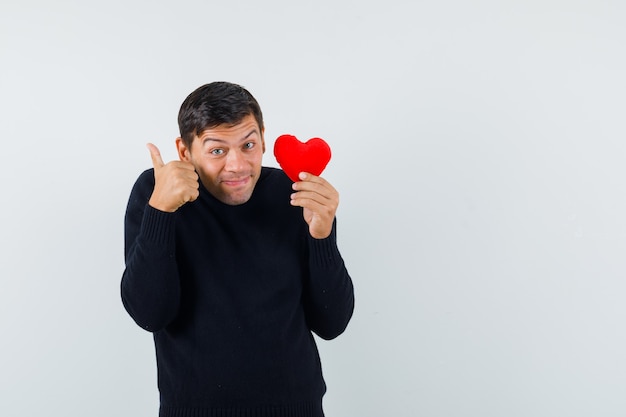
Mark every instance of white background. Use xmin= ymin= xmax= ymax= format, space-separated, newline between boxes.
xmin=1 ymin=1 xmax=625 ymax=416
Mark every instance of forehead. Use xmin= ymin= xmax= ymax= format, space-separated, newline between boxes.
xmin=197 ymin=113 xmax=261 ymax=140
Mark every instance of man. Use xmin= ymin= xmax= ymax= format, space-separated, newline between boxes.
xmin=121 ymin=81 xmax=355 ymax=417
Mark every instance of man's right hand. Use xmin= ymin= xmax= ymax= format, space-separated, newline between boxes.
xmin=147 ymin=143 xmax=200 ymax=212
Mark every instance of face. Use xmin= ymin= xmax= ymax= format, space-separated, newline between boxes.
xmin=176 ymin=114 xmax=265 ymax=205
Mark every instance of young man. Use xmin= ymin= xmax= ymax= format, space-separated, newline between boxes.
xmin=121 ymin=81 xmax=355 ymax=417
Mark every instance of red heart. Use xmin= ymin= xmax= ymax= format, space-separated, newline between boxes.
xmin=273 ymin=134 xmax=332 ymax=182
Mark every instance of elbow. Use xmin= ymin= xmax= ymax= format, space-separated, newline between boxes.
xmin=122 ymin=295 xmax=178 ymax=333
xmin=121 ymin=282 xmax=179 ymax=333
xmin=311 ymin=296 xmax=355 ymax=341
xmin=314 ymin=322 xmax=349 ymax=341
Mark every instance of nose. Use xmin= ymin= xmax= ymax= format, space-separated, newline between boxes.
xmin=224 ymin=149 xmax=246 ymax=172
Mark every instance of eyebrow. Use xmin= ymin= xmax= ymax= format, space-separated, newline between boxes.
xmin=201 ymin=129 xmax=259 ymax=145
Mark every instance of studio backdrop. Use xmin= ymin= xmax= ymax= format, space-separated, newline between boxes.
xmin=1 ymin=1 xmax=625 ymax=416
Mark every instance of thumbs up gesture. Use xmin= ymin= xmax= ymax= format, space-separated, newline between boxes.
xmin=147 ymin=143 xmax=200 ymax=212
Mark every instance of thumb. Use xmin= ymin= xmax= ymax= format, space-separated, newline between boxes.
xmin=147 ymin=143 xmax=165 ymax=169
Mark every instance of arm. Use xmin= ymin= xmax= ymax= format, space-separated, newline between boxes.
xmin=290 ymin=172 xmax=355 ymax=339
xmin=302 ymin=220 xmax=355 ymax=340
xmin=121 ymin=144 xmax=199 ymax=331
xmin=120 ymin=170 xmax=181 ymax=332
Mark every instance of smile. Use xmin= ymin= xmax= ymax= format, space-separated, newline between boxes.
xmin=221 ymin=177 xmax=251 ymax=187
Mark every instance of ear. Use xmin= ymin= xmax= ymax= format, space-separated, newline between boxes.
xmin=261 ymin=127 xmax=266 ymax=153
xmin=176 ymin=137 xmax=191 ymax=161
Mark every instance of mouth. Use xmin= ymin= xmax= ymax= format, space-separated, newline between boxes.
xmin=221 ymin=176 xmax=251 ymax=187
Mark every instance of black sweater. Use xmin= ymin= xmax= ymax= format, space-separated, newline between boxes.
xmin=121 ymin=167 xmax=355 ymax=417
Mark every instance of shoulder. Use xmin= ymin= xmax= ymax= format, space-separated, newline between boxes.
xmin=250 ymin=167 xmax=295 ymax=207
xmin=131 ymin=169 xmax=155 ymax=192
xmin=258 ymin=166 xmax=292 ymax=189
xmin=136 ymin=168 xmax=155 ymax=185
xmin=127 ymin=168 xmax=155 ymax=206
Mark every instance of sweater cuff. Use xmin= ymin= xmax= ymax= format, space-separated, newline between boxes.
xmin=308 ymin=219 xmax=342 ymax=268
xmin=140 ymin=204 xmax=177 ymax=247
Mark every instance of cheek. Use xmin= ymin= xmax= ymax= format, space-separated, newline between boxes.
xmin=195 ymin=159 xmax=221 ymax=179
xmin=249 ymin=150 xmax=264 ymax=165
xmin=202 ymin=163 xmax=221 ymax=177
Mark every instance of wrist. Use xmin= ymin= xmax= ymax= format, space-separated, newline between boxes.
xmin=148 ymin=195 xmax=178 ymax=213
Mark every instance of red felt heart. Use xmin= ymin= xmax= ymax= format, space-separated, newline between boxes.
xmin=273 ymin=134 xmax=332 ymax=182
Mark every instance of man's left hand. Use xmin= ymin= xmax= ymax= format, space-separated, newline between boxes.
xmin=290 ymin=172 xmax=339 ymax=239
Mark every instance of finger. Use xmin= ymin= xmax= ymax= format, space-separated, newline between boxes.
xmin=297 ymin=172 xmax=327 ymax=184
xmin=292 ymin=182 xmax=338 ymax=204
xmin=147 ymin=143 xmax=165 ymax=169
xmin=291 ymin=194 xmax=338 ymax=218
xmin=291 ymin=190 xmax=332 ymax=207
xmin=170 ymin=160 xmax=198 ymax=174
xmin=291 ymin=195 xmax=324 ymax=212
xmin=293 ymin=173 xmax=334 ymax=191
xmin=293 ymin=181 xmax=333 ymax=196
xmin=188 ymin=188 xmax=200 ymax=203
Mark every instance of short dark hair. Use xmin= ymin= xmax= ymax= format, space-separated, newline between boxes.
xmin=177 ymin=81 xmax=264 ymax=147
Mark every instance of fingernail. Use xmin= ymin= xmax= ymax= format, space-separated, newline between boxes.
xmin=299 ymin=172 xmax=307 ymax=180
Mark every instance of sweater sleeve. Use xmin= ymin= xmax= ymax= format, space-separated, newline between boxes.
xmin=120 ymin=170 xmax=181 ymax=332
xmin=302 ymin=219 xmax=355 ymax=340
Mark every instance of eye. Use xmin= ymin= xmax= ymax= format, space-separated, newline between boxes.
xmin=210 ymin=148 xmax=224 ymax=156
xmin=244 ymin=142 xmax=255 ymax=150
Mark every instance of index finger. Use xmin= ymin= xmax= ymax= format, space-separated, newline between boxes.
xmin=292 ymin=172 xmax=336 ymax=195
xmin=295 ymin=172 xmax=331 ymax=186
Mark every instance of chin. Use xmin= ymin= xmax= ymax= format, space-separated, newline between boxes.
xmin=220 ymin=192 xmax=253 ymax=206
xmin=223 ymin=199 xmax=248 ymax=206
